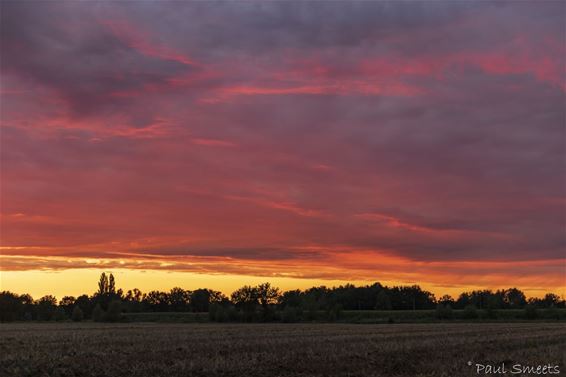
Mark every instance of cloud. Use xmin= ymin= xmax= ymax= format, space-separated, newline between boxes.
xmin=1 ymin=1 xmax=564 ymax=291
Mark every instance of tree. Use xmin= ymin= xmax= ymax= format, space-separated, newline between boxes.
xmin=133 ymin=288 xmax=143 ymax=302
xmin=542 ymin=293 xmax=560 ymax=307
xmin=503 ymin=288 xmax=526 ymax=309
xmin=54 ymin=307 xmax=67 ymax=321
xmin=105 ymin=300 xmax=122 ymax=322
xmin=387 ymin=286 xmax=435 ymax=310
xmin=72 ymin=306 xmax=84 ymax=322
xmin=463 ymin=305 xmax=478 ymax=319
xmin=59 ymin=296 xmax=76 ymax=317
xmin=436 ymin=303 xmax=453 ymax=320
xmin=37 ymin=295 xmax=57 ymax=321
xmin=124 ymin=288 xmax=144 ymax=312
xmin=0 ymin=291 xmax=23 ymax=322
xmin=108 ymin=273 xmax=116 ymax=295
xmin=438 ymin=295 xmax=455 ymax=306
xmin=256 ymin=283 xmax=280 ymax=310
xmin=375 ymin=290 xmax=392 ymax=310
xmin=209 ymin=290 xmax=227 ymax=305
xmin=231 ymin=286 xmax=258 ymax=307
xmin=524 ymin=304 xmax=538 ymax=320
xmin=144 ymin=291 xmax=169 ymax=311
xmin=169 ymin=287 xmax=190 ymax=311
xmin=455 ymin=292 xmax=471 ymax=309
xmin=231 ymin=285 xmax=258 ymax=321
xmin=74 ymin=294 xmax=93 ymax=319
xmin=20 ymin=294 xmax=35 ymax=320
xmin=97 ymin=273 xmax=109 ymax=296
xmin=279 ymin=290 xmax=302 ymax=308
xmin=190 ymin=289 xmax=211 ymax=312
xmin=92 ymin=304 xmax=105 ymax=322
xmin=256 ymin=283 xmax=280 ymax=320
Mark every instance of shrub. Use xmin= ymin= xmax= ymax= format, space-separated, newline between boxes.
xmin=524 ymin=305 xmax=538 ymax=320
xmin=208 ymin=303 xmax=219 ymax=321
xmin=227 ymin=306 xmax=240 ymax=322
xmin=37 ymin=295 xmax=57 ymax=321
xmin=242 ymin=308 xmax=257 ymax=323
xmin=436 ymin=304 xmax=453 ymax=320
xmin=215 ymin=306 xmax=228 ymax=322
xmin=92 ymin=304 xmax=105 ymax=322
xmin=105 ymin=300 xmax=122 ymax=322
xmin=327 ymin=304 xmax=343 ymax=322
xmin=463 ymin=305 xmax=478 ymax=319
xmin=485 ymin=306 xmax=498 ymax=319
xmin=303 ymin=301 xmax=319 ymax=321
xmin=72 ymin=306 xmax=84 ymax=322
xmin=209 ymin=304 xmax=228 ymax=322
xmin=281 ymin=306 xmax=300 ymax=323
xmin=544 ymin=306 xmax=560 ymax=320
xmin=54 ymin=307 xmax=67 ymax=321
xmin=0 ymin=291 xmax=21 ymax=322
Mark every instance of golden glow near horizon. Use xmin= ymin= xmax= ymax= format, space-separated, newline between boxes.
xmin=1 ymin=268 xmax=563 ymax=301
xmin=0 ymin=269 xmax=370 ymax=299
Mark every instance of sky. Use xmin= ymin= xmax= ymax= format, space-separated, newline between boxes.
xmin=1 ymin=1 xmax=565 ymax=299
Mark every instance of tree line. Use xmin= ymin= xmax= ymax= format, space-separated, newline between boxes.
xmin=0 ymin=272 xmax=563 ymax=322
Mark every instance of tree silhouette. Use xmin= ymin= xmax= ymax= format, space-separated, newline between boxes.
xmin=108 ymin=274 xmax=116 ymax=295
xmin=375 ymin=290 xmax=392 ymax=310
xmin=97 ymin=273 xmax=109 ymax=296
xmin=92 ymin=304 xmax=105 ymax=322
xmin=37 ymin=295 xmax=57 ymax=321
xmin=1 ymin=272 xmax=564 ymax=324
xmin=169 ymin=287 xmax=190 ymax=311
xmin=106 ymin=300 xmax=122 ymax=322
xmin=256 ymin=283 xmax=280 ymax=320
xmin=231 ymin=285 xmax=258 ymax=321
xmin=256 ymin=283 xmax=280 ymax=310
xmin=59 ymin=296 xmax=76 ymax=317
xmin=0 ymin=291 xmax=22 ymax=322
xmin=72 ymin=306 xmax=84 ymax=322
xmin=503 ymin=288 xmax=527 ymax=309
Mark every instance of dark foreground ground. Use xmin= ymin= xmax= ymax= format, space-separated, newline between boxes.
xmin=1 ymin=322 xmax=565 ymax=377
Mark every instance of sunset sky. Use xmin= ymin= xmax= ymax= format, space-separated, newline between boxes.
xmin=1 ymin=1 xmax=565 ymax=299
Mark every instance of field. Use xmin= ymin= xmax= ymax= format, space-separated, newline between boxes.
xmin=2 ymin=322 xmax=565 ymax=377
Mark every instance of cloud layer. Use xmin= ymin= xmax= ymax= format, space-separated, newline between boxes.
xmin=1 ymin=1 xmax=564 ymax=293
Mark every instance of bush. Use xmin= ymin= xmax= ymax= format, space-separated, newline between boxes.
xmin=215 ymin=307 xmax=228 ymax=322
xmin=105 ymin=300 xmax=122 ymax=322
xmin=242 ymin=308 xmax=257 ymax=323
xmin=227 ymin=306 xmax=240 ymax=322
xmin=463 ymin=305 xmax=478 ymax=319
xmin=327 ymin=304 xmax=343 ymax=322
xmin=303 ymin=301 xmax=319 ymax=321
xmin=436 ymin=304 xmax=453 ymax=320
xmin=54 ymin=307 xmax=67 ymax=321
xmin=72 ymin=306 xmax=84 ymax=322
xmin=281 ymin=306 xmax=300 ymax=323
xmin=544 ymin=306 xmax=560 ymax=320
xmin=485 ymin=306 xmax=498 ymax=319
xmin=0 ymin=291 xmax=21 ymax=322
xmin=209 ymin=304 xmax=228 ymax=322
xmin=208 ymin=303 xmax=219 ymax=321
xmin=92 ymin=304 xmax=105 ymax=322
xmin=524 ymin=305 xmax=538 ymax=320
xmin=37 ymin=296 xmax=57 ymax=321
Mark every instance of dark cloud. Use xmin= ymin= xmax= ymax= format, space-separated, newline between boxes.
xmin=0 ymin=1 xmax=564 ymax=280
xmin=0 ymin=1 xmax=194 ymax=117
